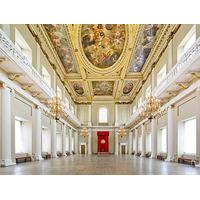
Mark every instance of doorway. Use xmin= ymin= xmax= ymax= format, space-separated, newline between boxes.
xmin=81 ymin=145 xmax=86 ymax=154
xmin=121 ymin=145 xmax=126 ymax=154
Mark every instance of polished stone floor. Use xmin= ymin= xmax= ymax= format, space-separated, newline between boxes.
xmin=1 ymin=154 xmax=200 ymax=175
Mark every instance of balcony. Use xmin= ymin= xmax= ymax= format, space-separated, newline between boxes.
xmin=126 ymin=37 xmax=200 ymax=129
xmin=0 ymin=29 xmax=81 ymax=128
xmin=0 ymin=28 xmax=55 ymax=99
xmin=154 ymin=37 xmax=200 ymax=99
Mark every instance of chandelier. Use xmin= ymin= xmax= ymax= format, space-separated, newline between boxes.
xmin=79 ymin=127 xmax=88 ymax=138
xmin=49 ymin=96 xmax=63 ymax=120
xmin=118 ymin=127 xmax=127 ymax=138
xmin=142 ymin=95 xmax=161 ymax=119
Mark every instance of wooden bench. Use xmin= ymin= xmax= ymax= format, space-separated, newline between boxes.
xmin=42 ymin=152 xmax=51 ymax=160
xmin=145 ymin=152 xmax=151 ymax=158
xmin=178 ymin=155 xmax=196 ymax=166
xmin=136 ymin=152 xmax=141 ymax=157
xmin=131 ymin=151 xmax=135 ymax=155
xmin=66 ymin=151 xmax=70 ymax=156
xmin=157 ymin=153 xmax=167 ymax=161
xmin=56 ymin=151 xmax=62 ymax=157
xmin=16 ymin=153 xmax=32 ymax=163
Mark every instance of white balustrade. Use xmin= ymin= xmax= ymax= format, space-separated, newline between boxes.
xmin=154 ymin=37 xmax=200 ymax=96
xmin=0 ymin=29 xmax=55 ymax=98
xmin=0 ymin=29 xmax=80 ymax=128
xmin=127 ymin=38 xmax=200 ymax=128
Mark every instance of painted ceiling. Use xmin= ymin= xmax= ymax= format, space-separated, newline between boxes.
xmin=81 ymin=24 xmax=126 ymax=68
xmin=29 ymin=24 xmax=179 ymax=103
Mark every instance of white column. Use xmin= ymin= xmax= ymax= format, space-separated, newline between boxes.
xmin=151 ymin=118 xmax=157 ymax=158
xmin=166 ymin=105 xmax=177 ymax=161
xmin=128 ymin=131 xmax=133 ymax=155
xmin=88 ymin=128 xmax=92 ymax=154
xmin=69 ymin=128 xmax=72 ymax=154
xmin=62 ymin=124 xmax=66 ymax=156
xmin=142 ymin=123 xmax=146 ymax=156
xmin=74 ymin=130 xmax=78 ymax=154
xmin=51 ymin=118 xmax=57 ymax=158
xmin=135 ymin=128 xmax=138 ymax=154
xmin=115 ymin=104 xmax=119 ymax=126
xmin=196 ymin=88 xmax=200 ymax=161
xmin=33 ymin=106 xmax=43 ymax=160
xmin=115 ymin=129 xmax=119 ymax=155
xmin=0 ymin=84 xmax=15 ymax=166
xmin=88 ymin=104 xmax=92 ymax=126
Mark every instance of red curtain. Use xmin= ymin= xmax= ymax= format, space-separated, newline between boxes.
xmin=97 ymin=132 xmax=109 ymax=152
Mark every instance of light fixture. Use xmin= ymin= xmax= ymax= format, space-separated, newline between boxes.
xmin=142 ymin=95 xmax=161 ymax=119
xmin=79 ymin=127 xmax=88 ymax=138
xmin=49 ymin=77 xmax=63 ymax=120
xmin=118 ymin=127 xmax=127 ymax=138
xmin=49 ymin=96 xmax=63 ymax=120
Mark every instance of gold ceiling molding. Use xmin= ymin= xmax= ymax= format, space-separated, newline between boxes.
xmin=27 ymin=24 xmax=179 ymax=104
xmin=68 ymin=24 xmax=139 ymax=75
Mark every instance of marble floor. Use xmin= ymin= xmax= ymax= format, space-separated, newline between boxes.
xmin=1 ymin=154 xmax=200 ymax=175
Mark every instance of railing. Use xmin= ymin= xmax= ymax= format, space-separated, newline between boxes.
xmin=0 ymin=29 xmax=55 ymax=98
xmin=126 ymin=103 xmax=144 ymax=127
xmin=126 ymin=38 xmax=200 ymax=128
xmin=62 ymin=101 xmax=81 ymax=127
xmin=154 ymin=37 xmax=200 ymax=96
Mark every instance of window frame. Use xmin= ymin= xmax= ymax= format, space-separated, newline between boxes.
xmin=98 ymin=106 xmax=108 ymax=123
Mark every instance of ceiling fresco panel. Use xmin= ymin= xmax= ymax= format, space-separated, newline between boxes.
xmin=71 ymin=81 xmax=84 ymax=96
xmin=92 ymin=81 xmax=114 ymax=96
xmin=129 ymin=24 xmax=161 ymax=72
xmin=44 ymin=24 xmax=77 ymax=73
xmin=81 ymin=24 xmax=126 ymax=68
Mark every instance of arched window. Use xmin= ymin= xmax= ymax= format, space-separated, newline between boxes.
xmin=99 ymin=107 xmax=108 ymax=123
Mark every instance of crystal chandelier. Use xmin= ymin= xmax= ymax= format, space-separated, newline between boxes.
xmin=142 ymin=95 xmax=161 ymax=119
xmin=49 ymin=96 xmax=63 ymax=120
xmin=118 ymin=127 xmax=127 ymax=138
xmin=79 ymin=127 xmax=88 ymax=138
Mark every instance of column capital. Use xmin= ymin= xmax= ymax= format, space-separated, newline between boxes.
xmin=168 ymin=104 xmax=175 ymax=109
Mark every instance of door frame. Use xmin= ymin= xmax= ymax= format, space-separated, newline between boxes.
xmin=120 ymin=143 xmax=127 ymax=154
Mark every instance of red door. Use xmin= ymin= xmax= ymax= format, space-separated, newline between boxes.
xmin=97 ymin=131 xmax=109 ymax=153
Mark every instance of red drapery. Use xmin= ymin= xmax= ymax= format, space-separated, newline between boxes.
xmin=97 ymin=131 xmax=109 ymax=153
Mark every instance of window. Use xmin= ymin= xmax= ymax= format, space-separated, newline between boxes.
xmin=15 ymin=28 xmax=32 ymax=63
xmin=15 ymin=120 xmax=23 ymax=153
xmin=42 ymin=66 xmax=51 ymax=87
xmin=177 ymin=25 xmax=196 ymax=61
xmin=145 ymin=85 xmax=151 ymax=98
xmin=160 ymin=127 xmax=167 ymax=153
xmin=138 ymin=97 xmax=143 ymax=107
xmin=132 ymin=105 xmax=136 ymax=114
xmin=99 ymin=107 xmax=108 ymax=123
xmin=183 ymin=118 xmax=196 ymax=154
xmin=157 ymin=65 xmax=166 ymax=86
xmin=57 ymin=86 xmax=62 ymax=99
xmin=65 ymin=97 xmax=70 ymax=109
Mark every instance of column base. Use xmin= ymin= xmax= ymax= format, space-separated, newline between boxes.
xmin=115 ymin=152 xmax=118 ymax=155
xmin=142 ymin=152 xmax=146 ymax=157
xmin=88 ymin=152 xmax=92 ymax=155
xmin=34 ymin=155 xmax=44 ymax=161
xmin=0 ymin=159 xmax=16 ymax=167
xmin=151 ymin=155 xmax=157 ymax=159
xmin=165 ymin=155 xmax=177 ymax=162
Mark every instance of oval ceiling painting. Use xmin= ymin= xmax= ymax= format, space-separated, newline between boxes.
xmin=81 ymin=24 xmax=126 ymax=68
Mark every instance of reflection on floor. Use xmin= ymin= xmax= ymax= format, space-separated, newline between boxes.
xmin=1 ymin=154 xmax=200 ymax=175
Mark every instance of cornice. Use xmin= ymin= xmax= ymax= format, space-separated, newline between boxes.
xmin=27 ymin=24 xmax=78 ymax=103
